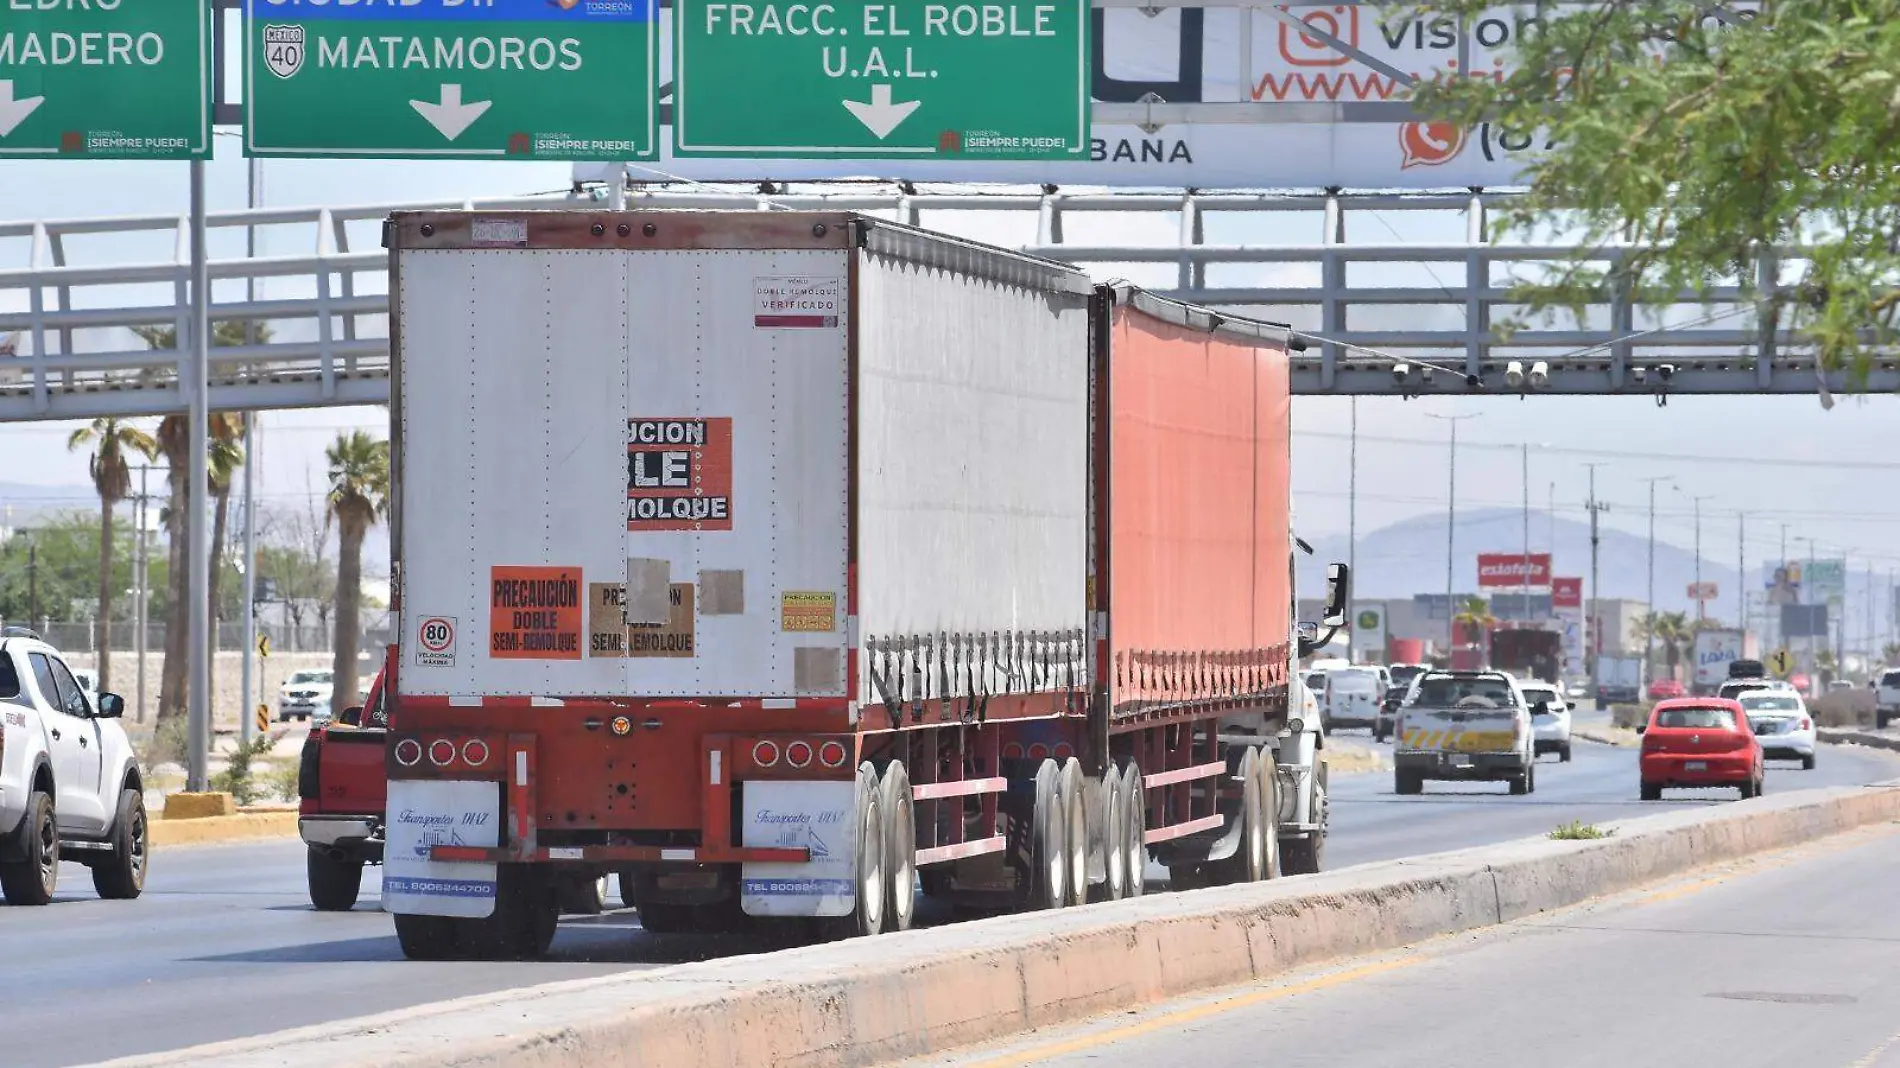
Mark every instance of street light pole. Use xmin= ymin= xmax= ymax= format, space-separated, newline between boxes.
xmin=1638 ymin=476 xmax=1674 ymax=687
xmin=1691 ymin=494 xmax=1714 ymax=623
xmin=1583 ymin=463 xmax=1607 ymax=696
xmin=187 ymin=158 xmax=212 ymax=794
xmin=1348 ymin=396 xmax=1357 ymax=657
xmin=1425 ymin=413 xmax=1479 ymax=660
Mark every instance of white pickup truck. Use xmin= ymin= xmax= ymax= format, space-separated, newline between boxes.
xmin=1393 ymin=670 xmax=1537 ymax=796
xmin=0 ymin=629 xmax=147 ymax=905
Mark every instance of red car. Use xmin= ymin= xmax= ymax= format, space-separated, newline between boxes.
xmin=1638 ymin=698 xmax=1763 ymax=800
xmin=1647 ymin=678 xmax=1687 ymax=701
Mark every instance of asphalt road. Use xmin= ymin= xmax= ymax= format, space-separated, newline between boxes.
xmin=5 ymin=737 xmax=1894 ymax=1067
xmin=906 ymin=806 xmax=1900 ymax=1068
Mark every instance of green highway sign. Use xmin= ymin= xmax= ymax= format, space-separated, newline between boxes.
xmin=0 ymin=0 xmax=212 ymax=159
xmin=244 ymin=0 xmax=657 ymax=161
xmin=674 ymin=0 xmax=1088 ymax=159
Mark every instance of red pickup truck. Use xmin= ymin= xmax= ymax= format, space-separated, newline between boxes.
xmin=296 ymin=649 xmax=612 ymax=915
xmin=296 ymin=657 xmax=388 ymax=911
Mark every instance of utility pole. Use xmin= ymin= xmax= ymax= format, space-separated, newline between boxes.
xmin=240 ymin=156 xmax=263 ymax=748
xmin=1690 ymin=494 xmax=1713 ymax=623
xmin=1584 ymin=463 xmax=1607 ymax=696
xmin=26 ymin=537 xmax=37 ymax=626
xmin=1347 ymin=396 xmax=1357 ymax=659
xmin=1520 ymin=442 xmax=1530 ymax=628
xmin=1425 ymin=413 xmax=1479 ymax=660
xmin=1737 ymin=512 xmax=1746 ymax=632
xmin=134 ymin=464 xmax=151 ymax=725
xmin=1639 ymin=476 xmax=1673 ymax=686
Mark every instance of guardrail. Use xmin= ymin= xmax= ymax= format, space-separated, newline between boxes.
xmin=2 ymin=185 xmax=1886 ymax=420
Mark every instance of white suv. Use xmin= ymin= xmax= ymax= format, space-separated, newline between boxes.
xmin=0 ymin=629 xmax=147 ymax=904
xmin=1876 ymin=669 xmax=1900 ymax=730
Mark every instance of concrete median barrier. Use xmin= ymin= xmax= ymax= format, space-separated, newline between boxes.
xmin=149 ymin=808 xmax=299 ymax=848
xmin=90 ymin=782 xmax=1900 ymax=1068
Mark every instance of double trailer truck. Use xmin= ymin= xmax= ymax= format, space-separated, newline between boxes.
xmin=380 ymin=211 xmax=1343 ymax=958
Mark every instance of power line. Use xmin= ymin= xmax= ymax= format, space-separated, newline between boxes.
xmin=1295 ymin=429 xmax=1900 ymax=472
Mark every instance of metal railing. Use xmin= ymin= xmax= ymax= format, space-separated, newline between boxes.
xmin=5 ymin=620 xmax=391 ymax=656
xmin=3 ymin=184 xmax=1890 ymax=416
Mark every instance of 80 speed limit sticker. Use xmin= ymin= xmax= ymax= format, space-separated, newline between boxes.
xmin=416 ymin=616 xmax=457 ymax=668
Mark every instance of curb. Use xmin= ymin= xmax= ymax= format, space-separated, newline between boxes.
xmin=91 ymin=782 xmax=1900 ymax=1068
xmin=150 ymin=810 xmax=300 ymax=848
xmin=1819 ymin=727 xmax=1900 ymax=752
xmin=1572 ymin=726 xmax=1637 ymax=748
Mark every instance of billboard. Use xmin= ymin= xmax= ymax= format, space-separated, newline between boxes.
xmin=1782 ymin=604 xmax=1829 ymax=640
xmin=1763 ymin=560 xmax=1803 ymax=606
xmin=1490 ymin=593 xmax=1552 ymax=622
xmin=1351 ymin=600 xmax=1388 ymax=661
xmin=1477 ymin=553 xmax=1551 ymax=588
xmin=578 ymin=4 xmax=1540 ymax=189
xmin=1803 ymin=559 xmax=1845 ymax=608
xmin=1687 ymin=582 xmax=1718 ymax=602
xmin=1551 ymin=577 xmax=1582 ymax=609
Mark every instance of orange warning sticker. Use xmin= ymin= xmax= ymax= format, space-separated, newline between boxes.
xmin=780 ymin=591 xmax=837 ymax=633
xmin=489 ymin=566 xmax=583 ymax=660
xmin=627 ymin=418 xmax=733 ymax=532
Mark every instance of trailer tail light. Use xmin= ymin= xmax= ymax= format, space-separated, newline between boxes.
xmin=1053 ymin=742 xmax=1075 ymax=762
xmin=752 ymin=739 xmax=781 ymax=767
xmin=1027 ymin=743 xmax=1049 ymax=762
xmin=428 ymin=740 xmax=457 ymax=767
xmin=394 ymin=738 xmax=423 ymax=767
xmin=462 ymin=739 xmax=491 ymax=766
xmin=818 ymin=740 xmax=849 ymax=768
xmin=785 ymin=741 xmax=814 ymax=769
xmin=1002 ymin=742 xmax=1025 ymax=760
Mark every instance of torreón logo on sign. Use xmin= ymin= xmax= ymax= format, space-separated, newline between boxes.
xmin=675 ymin=0 xmax=1088 ymax=158
xmin=0 ymin=0 xmax=212 ymax=158
xmin=244 ymin=0 xmax=657 ymax=160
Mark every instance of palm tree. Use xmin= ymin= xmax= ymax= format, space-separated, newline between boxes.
xmin=1452 ymin=596 xmax=1495 ymax=646
xmin=66 ymin=418 xmax=157 ymax=694
xmin=133 ymin=320 xmax=269 ymax=723
xmin=326 ymin=431 xmax=389 ymax=719
xmin=1641 ymin=611 xmax=1694 ymax=676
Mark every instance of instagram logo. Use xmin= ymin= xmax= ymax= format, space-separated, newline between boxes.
xmin=1277 ymin=5 xmax=1358 ymax=67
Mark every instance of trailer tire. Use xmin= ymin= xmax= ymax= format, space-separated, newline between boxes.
xmin=634 ymin=902 xmax=695 ymax=934
xmin=879 ymin=762 xmax=918 ymax=933
xmin=306 ymin=847 xmax=363 ymax=912
xmin=461 ymin=865 xmax=559 ymax=960
xmin=1394 ymin=769 xmax=1423 ymax=795
xmin=1058 ymin=759 xmax=1089 ymax=907
xmin=1280 ymin=831 xmax=1323 ymax=876
xmin=1121 ymin=763 xmax=1146 ymax=898
xmin=559 ymin=875 xmax=610 ymax=915
xmin=1258 ymin=749 xmax=1282 ymax=880
xmin=394 ymin=913 xmax=461 ymax=960
xmin=827 ymin=763 xmax=887 ymax=938
xmin=1093 ymin=763 xmax=1129 ymax=902
xmin=1209 ymin=749 xmax=1266 ymax=885
xmin=1027 ymin=759 xmax=1067 ymax=911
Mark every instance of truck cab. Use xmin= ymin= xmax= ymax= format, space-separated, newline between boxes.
xmin=296 ymin=652 xmax=390 ymax=911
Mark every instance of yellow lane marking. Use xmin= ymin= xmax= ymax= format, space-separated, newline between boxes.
xmin=957 ymin=956 xmax=1425 ymax=1068
xmin=1847 ymin=1026 xmax=1900 ymax=1068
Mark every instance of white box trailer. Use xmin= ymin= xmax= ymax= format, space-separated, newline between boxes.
xmin=394 ymin=213 xmax=1091 ymax=702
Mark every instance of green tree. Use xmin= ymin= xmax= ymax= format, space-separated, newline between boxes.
xmin=1453 ymin=595 xmax=1495 ymax=645
xmin=1413 ymin=1 xmax=1900 ymax=382
xmin=1883 ymin=643 xmax=1900 ymax=667
xmin=0 ymin=514 xmax=140 ymax=626
xmin=1639 ymin=611 xmax=1695 ymax=674
xmin=66 ymin=418 xmax=156 ymax=693
xmin=132 ymin=321 xmax=266 ymax=723
xmin=326 ymin=431 xmax=388 ymax=719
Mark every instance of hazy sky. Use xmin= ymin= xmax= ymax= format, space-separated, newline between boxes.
xmin=4 ymin=150 xmax=1897 ymax=585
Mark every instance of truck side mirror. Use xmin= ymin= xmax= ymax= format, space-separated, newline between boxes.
xmin=1295 ymin=621 xmax=1319 ymax=645
xmin=1323 ymin=563 xmax=1350 ymax=628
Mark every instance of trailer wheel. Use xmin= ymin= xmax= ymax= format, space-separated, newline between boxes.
xmin=1121 ymin=763 xmax=1147 ymax=898
xmin=1094 ymin=763 xmax=1129 ymax=902
xmin=879 ymin=762 xmax=918 ymax=932
xmin=1280 ymin=831 xmax=1323 ymax=876
xmin=1058 ymin=759 xmax=1090 ymax=907
xmin=460 ymin=865 xmax=559 ymax=960
xmin=393 ymin=913 xmax=461 ymax=960
xmin=1257 ymin=748 xmax=1282 ymax=880
xmin=1209 ymin=748 xmax=1266 ymax=885
xmin=827 ymin=763 xmax=887 ymax=938
xmin=1027 ymin=758 xmax=1067 ymax=910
